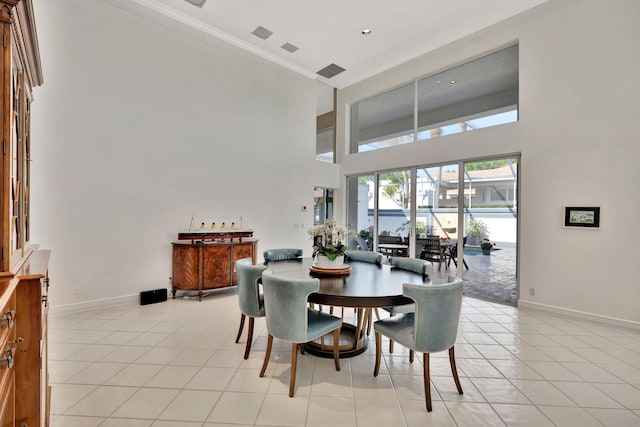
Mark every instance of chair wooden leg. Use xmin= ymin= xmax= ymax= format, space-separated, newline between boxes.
xmin=333 ymin=328 xmax=341 ymax=371
xmin=374 ymin=332 xmax=382 ymax=377
xmin=423 ymin=353 xmax=432 ymax=412
xmin=260 ymin=334 xmax=273 ymax=378
xmin=289 ymin=343 xmax=298 ymax=397
xmin=449 ymin=346 xmax=463 ymax=395
xmin=235 ymin=314 xmax=246 ymax=343
xmin=365 ymin=308 xmax=372 ymax=335
xmin=243 ymin=317 xmax=254 ymax=360
xmin=409 ymin=349 xmax=414 ymax=363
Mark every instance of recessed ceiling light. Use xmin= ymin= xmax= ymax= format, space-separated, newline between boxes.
xmin=449 ymin=80 xmax=457 ymax=86
xmin=362 ymin=29 xmax=372 ymax=35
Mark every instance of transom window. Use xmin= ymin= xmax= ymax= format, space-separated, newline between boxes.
xmin=350 ymin=45 xmax=519 ymax=153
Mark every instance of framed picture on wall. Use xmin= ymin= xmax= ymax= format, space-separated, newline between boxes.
xmin=564 ymin=207 xmax=600 ymax=228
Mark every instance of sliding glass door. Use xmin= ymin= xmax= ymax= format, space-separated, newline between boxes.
xmin=346 ymin=156 xmax=519 ymax=304
xmin=377 ymin=169 xmax=412 ymax=255
xmin=346 ymin=175 xmax=376 ymax=251
xmin=415 ymin=164 xmax=459 ymax=258
xmin=461 ymin=158 xmax=518 ymax=303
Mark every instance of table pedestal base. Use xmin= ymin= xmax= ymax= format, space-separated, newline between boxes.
xmin=304 ymin=308 xmax=371 ymax=359
xmin=304 ymin=324 xmax=368 ymax=358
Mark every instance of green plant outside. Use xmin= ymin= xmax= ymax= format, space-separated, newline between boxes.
xmin=467 ymin=218 xmax=489 ymax=238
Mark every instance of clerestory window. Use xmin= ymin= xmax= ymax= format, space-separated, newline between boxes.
xmin=350 ymin=45 xmax=519 ymax=153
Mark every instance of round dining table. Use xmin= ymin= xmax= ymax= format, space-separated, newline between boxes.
xmin=266 ymin=257 xmax=437 ymax=358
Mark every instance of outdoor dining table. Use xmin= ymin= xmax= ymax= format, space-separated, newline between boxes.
xmin=377 ymin=243 xmax=409 ymax=256
xmin=266 ymin=257 xmax=434 ymax=358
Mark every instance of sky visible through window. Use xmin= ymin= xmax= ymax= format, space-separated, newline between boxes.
xmin=358 ymin=108 xmax=517 ymax=153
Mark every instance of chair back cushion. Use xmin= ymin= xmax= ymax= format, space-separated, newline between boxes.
xmin=263 ymin=248 xmax=303 ymax=264
xmin=261 ymin=269 xmax=319 ymax=342
xmin=356 ymin=237 xmax=369 ymax=251
xmin=345 ymin=250 xmax=382 ymax=265
xmin=236 ymin=258 xmax=267 ymax=318
xmin=403 ymin=276 xmax=463 ymax=353
xmin=389 ymin=257 xmax=432 ymax=276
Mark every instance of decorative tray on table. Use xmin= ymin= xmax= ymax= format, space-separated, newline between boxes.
xmin=309 ymin=264 xmax=352 ymax=276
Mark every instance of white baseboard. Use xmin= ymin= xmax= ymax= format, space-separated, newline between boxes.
xmin=518 ymin=300 xmax=640 ymax=331
xmin=49 ymin=293 xmax=140 ymax=315
xmin=48 ymin=287 xmax=237 ymax=315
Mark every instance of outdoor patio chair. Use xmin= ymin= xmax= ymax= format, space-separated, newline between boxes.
xmin=448 ymin=236 xmax=469 ymax=270
xmin=419 ymin=236 xmax=450 ymax=271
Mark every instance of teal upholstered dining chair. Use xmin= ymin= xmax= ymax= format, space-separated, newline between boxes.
xmin=260 ymin=269 xmax=343 ymax=397
xmin=235 ymin=258 xmax=267 ymax=359
xmin=389 ymin=256 xmax=432 ymax=277
xmin=383 ymin=256 xmax=433 ymax=358
xmin=345 ymin=250 xmax=383 ymax=265
xmin=385 ymin=256 xmax=432 ymax=318
xmin=263 ymin=248 xmax=303 ymax=264
xmin=345 ymin=250 xmax=383 ymax=331
xmin=373 ymin=276 xmax=464 ymax=411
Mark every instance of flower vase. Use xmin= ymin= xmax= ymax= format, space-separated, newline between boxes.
xmin=316 ymin=254 xmax=345 ymax=269
xmin=482 ymin=248 xmax=491 ymax=255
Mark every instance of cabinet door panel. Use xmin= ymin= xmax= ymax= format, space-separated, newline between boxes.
xmin=172 ymin=246 xmax=200 ymax=291
xmin=0 ymin=374 xmax=14 ymax=427
xmin=203 ymin=246 xmax=231 ymax=289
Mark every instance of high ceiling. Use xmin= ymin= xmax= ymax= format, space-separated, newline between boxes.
xmin=118 ymin=0 xmax=549 ymax=89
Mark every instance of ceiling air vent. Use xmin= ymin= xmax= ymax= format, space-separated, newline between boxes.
xmin=184 ymin=0 xmax=207 ymax=7
xmin=281 ymin=43 xmax=299 ymax=53
xmin=317 ymin=63 xmax=346 ymax=79
xmin=251 ymin=26 xmax=273 ymax=40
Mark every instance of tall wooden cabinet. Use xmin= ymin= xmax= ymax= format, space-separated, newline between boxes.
xmin=0 ymin=248 xmax=49 ymax=426
xmin=0 ymin=0 xmax=47 ymax=425
xmin=172 ymin=239 xmax=258 ymax=300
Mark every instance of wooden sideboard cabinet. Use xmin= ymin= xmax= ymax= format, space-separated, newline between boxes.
xmin=0 ymin=249 xmax=50 ymax=426
xmin=172 ymin=239 xmax=258 ymax=300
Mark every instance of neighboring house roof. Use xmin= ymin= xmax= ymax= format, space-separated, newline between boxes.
xmin=440 ymin=164 xmax=518 ymax=182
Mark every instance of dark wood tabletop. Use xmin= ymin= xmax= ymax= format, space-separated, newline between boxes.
xmin=266 ymin=257 xmax=433 ymax=308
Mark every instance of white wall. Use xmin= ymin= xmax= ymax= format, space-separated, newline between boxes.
xmin=30 ymin=0 xmax=339 ymax=309
xmin=338 ymin=0 xmax=640 ymax=325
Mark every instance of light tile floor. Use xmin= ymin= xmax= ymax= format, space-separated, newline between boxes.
xmin=49 ymin=292 xmax=640 ymax=426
